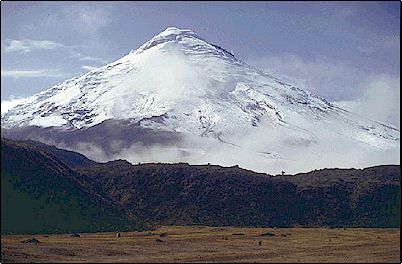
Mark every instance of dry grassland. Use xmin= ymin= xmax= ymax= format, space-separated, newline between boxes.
xmin=1 ymin=226 xmax=400 ymax=263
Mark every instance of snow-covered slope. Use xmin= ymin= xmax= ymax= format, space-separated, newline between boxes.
xmin=1 ymin=27 xmax=399 ymax=173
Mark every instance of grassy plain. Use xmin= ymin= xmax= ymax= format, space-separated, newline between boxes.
xmin=1 ymin=226 xmax=400 ymax=263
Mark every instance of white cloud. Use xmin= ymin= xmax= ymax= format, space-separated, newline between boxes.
xmin=2 ymin=39 xmax=66 ymax=53
xmin=1 ymin=39 xmax=108 ymax=78
xmin=248 ymin=54 xmax=400 ymax=129
xmin=62 ymin=3 xmax=113 ymax=38
xmin=64 ymin=118 xmax=399 ymax=176
xmin=383 ymin=35 xmax=400 ymax=49
xmin=79 ymin=56 xmax=106 ymax=63
xmin=81 ymin=65 xmax=98 ymax=71
xmin=70 ymin=52 xmax=106 ymax=63
xmin=248 ymin=54 xmax=365 ymax=101
xmin=1 ymin=96 xmax=29 ymax=114
xmin=336 ymin=74 xmax=400 ymax=129
xmin=357 ymin=34 xmax=400 ymax=54
xmin=1 ymin=70 xmax=63 ymax=78
xmin=335 ymin=7 xmax=354 ymax=19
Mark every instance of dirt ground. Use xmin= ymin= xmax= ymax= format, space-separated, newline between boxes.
xmin=1 ymin=226 xmax=400 ymax=263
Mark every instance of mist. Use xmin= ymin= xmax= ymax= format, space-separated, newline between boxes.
xmin=63 ymin=115 xmax=400 ymax=175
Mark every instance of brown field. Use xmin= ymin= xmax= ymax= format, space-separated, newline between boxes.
xmin=1 ymin=226 xmax=400 ymax=263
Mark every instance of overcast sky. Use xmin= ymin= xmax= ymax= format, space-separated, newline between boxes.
xmin=1 ymin=1 xmax=400 ymax=127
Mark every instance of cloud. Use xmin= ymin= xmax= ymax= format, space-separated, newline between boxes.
xmin=248 ymin=54 xmax=365 ymax=101
xmin=2 ymin=39 xmax=106 ymax=63
xmin=1 ymin=69 xmax=63 ymax=78
xmin=1 ymin=40 xmax=106 ymax=74
xmin=335 ymin=74 xmax=400 ymax=129
xmin=62 ymin=117 xmax=399 ymax=176
xmin=81 ymin=65 xmax=98 ymax=71
xmin=70 ymin=52 xmax=106 ymax=63
xmin=2 ymin=39 xmax=66 ymax=53
xmin=1 ymin=96 xmax=29 ymax=115
xmin=78 ymin=56 xmax=106 ymax=63
xmin=334 ymin=7 xmax=354 ymax=19
xmin=357 ymin=34 xmax=400 ymax=54
xmin=61 ymin=3 xmax=113 ymax=38
xmin=248 ymin=54 xmax=400 ymax=129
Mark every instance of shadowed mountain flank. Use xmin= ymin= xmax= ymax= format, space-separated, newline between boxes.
xmin=1 ymin=138 xmax=144 ymax=234
xmin=1 ymin=138 xmax=400 ymax=234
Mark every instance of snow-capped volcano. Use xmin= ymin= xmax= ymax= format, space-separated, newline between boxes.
xmin=1 ymin=27 xmax=399 ymax=173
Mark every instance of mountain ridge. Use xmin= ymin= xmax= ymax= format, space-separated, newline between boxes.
xmin=1 ymin=137 xmax=144 ymax=234
xmin=1 ymin=138 xmax=400 ymax=233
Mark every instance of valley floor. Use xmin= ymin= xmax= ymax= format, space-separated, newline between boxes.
xmin=1 ymin=226 xmax=400 ymax=263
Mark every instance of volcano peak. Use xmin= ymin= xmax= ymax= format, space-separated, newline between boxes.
xmin=1 ymin=27 xmax=399 ymax=173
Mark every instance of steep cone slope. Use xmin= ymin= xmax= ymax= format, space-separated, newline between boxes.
xmin=1 ymin=27 xmax=399 ymax=173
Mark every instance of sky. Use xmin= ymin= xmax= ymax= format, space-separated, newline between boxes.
xmin=1 ymin=1 xmax=400 ymax=128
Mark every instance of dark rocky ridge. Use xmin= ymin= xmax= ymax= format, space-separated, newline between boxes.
xmin=1 ymin=138 xmax=144 ymax=234
xmin=79 ymin=162 xmax=400 ymax=228
xmin=1 ymin=138 xmax=400 ymax=234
